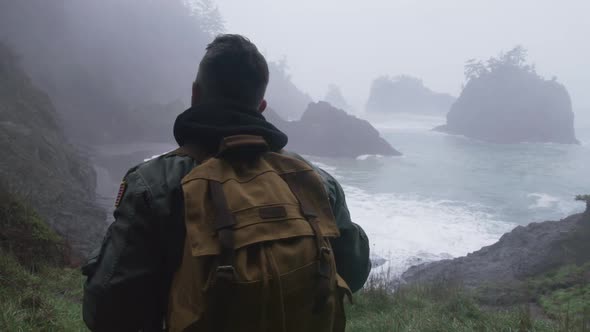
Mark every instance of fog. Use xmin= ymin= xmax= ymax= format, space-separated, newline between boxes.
xmin=2 ymin=1 xmax=590 ymax=327
xmin=217 ymin=0 xmax=590 ymax=113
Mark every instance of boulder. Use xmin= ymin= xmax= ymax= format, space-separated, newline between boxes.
xmin=266 ymin=101 xmax=401 ymax=158
xmin=366 ymin=75 xmax=455 ymax=115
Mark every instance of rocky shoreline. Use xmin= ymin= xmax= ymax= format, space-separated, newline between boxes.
xmin=401 ymin=211 xmax=590 ymax=304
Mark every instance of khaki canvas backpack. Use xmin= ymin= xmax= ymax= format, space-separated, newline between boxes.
xmin=167 ymin=135 xmax=352 ymax=332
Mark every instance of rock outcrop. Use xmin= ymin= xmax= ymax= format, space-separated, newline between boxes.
xmin=434 ymin=47 xmax=578 ymax=144
xmin=0 ymin=44 xmax=105 ymax=258
xmin=366 ymin=75 xmax=455 ymax=115
xmin=266 ymin=101 xmax=401 ymax=157
xmin=402 ymin=213 xmax=590 ymax=291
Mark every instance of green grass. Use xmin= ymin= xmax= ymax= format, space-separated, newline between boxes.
xmin=1 ymin=252 xmax=588 ymax=332
xmin=529 ymin=263 xmax=590 ymax=329
xmin=0 ymin=185 xmax=86 ymax=331
xmin=345 ymin=273 xmax=560 ymax=332
xmin=0 ymin=184 xmax=65 ymax=270
xmin=1 ymin=184 xmax=588 ymax=331
xmin=0 ymin=251 xmax=87 ymax=332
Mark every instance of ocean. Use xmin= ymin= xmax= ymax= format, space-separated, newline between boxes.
xmin=94 ymin=112 xmax=590 ymax=277
xmin=307 ymin=113 xmax=590 ymax=275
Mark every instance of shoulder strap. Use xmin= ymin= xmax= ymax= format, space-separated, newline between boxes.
xmin=281 ymin=172 xmax=333 ymax=313
xmin=209 ymin=180 xmax=236 ymax=280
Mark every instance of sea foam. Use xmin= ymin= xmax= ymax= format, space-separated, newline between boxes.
xmin=343 ymin=184 xmax=515 ymax=277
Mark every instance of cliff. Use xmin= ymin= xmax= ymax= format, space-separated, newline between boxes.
xmin=366 ymin=75 xmax=455 ymax=115
xmin=435 ymin=47 xmax=578 ymax=144
xmin=0 ymin=0 xmax=211 ymax=145
xmin=402 ymin=212 xmax=590 ymax=306
xmin=0 ymin=44 xmax=105 ymax=258
xmin=266 ymin=101 xmax=401 ymax=157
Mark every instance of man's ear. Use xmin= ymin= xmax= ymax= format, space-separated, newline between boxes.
xmin=258 ymin=99 xmax=267 ymax=113
xmin=191 ymin=82 xmax=201 ymax=107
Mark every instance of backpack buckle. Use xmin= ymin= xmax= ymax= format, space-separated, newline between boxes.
xmin=318 ymin=247 xmax=332 ymax=279
xmin=215 ymin=265 xmax=236 ymax=281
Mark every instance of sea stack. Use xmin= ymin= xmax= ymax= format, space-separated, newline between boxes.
xmin=266 ymin=102 xmax=402 ymax=158
xmin=435 ymin=46 xmax=578 ymax=144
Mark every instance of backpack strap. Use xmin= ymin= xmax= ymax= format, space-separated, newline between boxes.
xmin=217 ymin=135 xmax=269 ymax=156
xmin=281 ymin=172 xmax=333 ymax=313
xmin=208 ymin=180 xmax=237 ymax=280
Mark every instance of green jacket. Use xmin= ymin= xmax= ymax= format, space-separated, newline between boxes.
xmin=82 ymin=104 xmax=371 ymax=331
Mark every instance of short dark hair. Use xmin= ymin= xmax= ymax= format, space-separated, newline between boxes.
xmin=196 ymin=34 xmax=269 ymax=108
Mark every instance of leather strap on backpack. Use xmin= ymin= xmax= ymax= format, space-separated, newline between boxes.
xmin=217 ymin=135 xmax=269 ymax=156
xmin=209 ymin=180 xmax=237 ymax=280
xmin=205 ymin=180 xmax=237 ymax=331
xmin=281 ymin=172 xmax=333 ymax=313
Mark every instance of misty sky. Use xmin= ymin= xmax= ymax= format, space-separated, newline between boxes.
xmin=216 ymin=0 xmax=590 ymax=113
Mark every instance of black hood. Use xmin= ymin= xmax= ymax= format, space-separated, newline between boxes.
xmin=173 ymin=103 xmax=288 ymax=152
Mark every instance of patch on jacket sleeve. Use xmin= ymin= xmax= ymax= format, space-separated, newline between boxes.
xmin=115 ymin=181 xmax=127 ymax=208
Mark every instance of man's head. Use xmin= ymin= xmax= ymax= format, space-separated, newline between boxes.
xmin=193 ymin=34 xmax=269 ymax=112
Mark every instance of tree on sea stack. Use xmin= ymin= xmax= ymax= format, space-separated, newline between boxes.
xmin=575 ymin=195 xmax=590 ymax=214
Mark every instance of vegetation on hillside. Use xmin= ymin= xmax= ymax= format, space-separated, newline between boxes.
xmin=0 ymin=252 xmax=85 ymax=332
xmin=0 ymin=185 xmax=85 ymax=331
xmin=0 ymin=0 xmax=220 ymax=144
xmin=0 ymin=184 xmax=64 ymax=270
xmin=530 ymin=263 xmax=590 ymax=325
xmin=575 ymin=195 xmax=590 ymax=214
xmin=463 ymin=46 xmax=537 ymax=82
xmin=0 ymin=43 xmax=105 ymax=257
xmin=349 ymin=266 xmax=589 ymax=332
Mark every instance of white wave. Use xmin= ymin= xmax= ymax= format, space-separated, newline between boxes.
xmin=356 ymin=154 xmax=384 ymax=161
xmin=367 ymin=113 xmax=446 ymax=131
xmin=343 ymin=185 xmax=515 ymax=277
xmin=527 ymin=193 xmax=561 ymax=209
xmin=304 ymin=159 xmax=339 ymax=174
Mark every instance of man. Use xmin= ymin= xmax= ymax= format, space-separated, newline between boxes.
xmin=82 ymin=34 xmax=370 ymax=331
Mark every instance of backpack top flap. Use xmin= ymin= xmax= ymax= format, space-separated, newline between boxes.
xmin=181 ymin=151 xmax=340 ymax=257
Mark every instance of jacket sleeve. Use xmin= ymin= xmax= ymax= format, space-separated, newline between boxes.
xmin=82 ymin=170 xmax=163 ymax=331
xmin=316 ymin=168 xmax=371 ymax=293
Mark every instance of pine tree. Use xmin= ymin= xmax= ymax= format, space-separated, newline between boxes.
xmin=575 ymin=195 xmax=590 ymax=214
xmin=185 ymin=0 xmax=225 ymax=36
